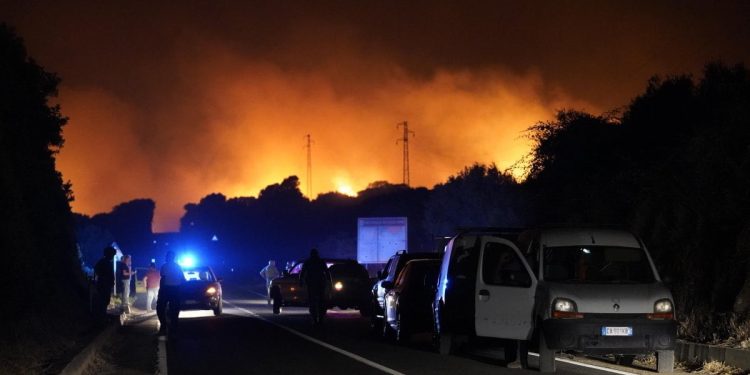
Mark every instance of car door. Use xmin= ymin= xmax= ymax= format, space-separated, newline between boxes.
xmin=475 ymin=236 xmax=537 ymax=340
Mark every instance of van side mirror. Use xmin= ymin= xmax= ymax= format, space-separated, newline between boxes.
xmin=283 ymin=270 xmax=290 ymax=277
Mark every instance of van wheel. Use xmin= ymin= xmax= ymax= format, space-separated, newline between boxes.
xmin=503 ymin=341 xmax=518 ymax=363
xmin=656 ymin=350 xmax=674 ymax=373
xmin=538 ymin=327 xmax=556 ymax=373
xmin=213 ymin=300 xmax=223 ymax=316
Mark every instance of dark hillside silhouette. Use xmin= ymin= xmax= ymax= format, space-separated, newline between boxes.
xmin=0 ymin=23 xmax=88 ymax=371
xmin=179 ymin=178 xmax=432 ymax=275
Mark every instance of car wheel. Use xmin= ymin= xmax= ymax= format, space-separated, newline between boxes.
xmin=538 ymin=325 xmax=556 ymax=373
xmin=435 ymin=332 xmax=453 ymax=355
xmin=359 ymin=300 xmax=372 ymax=317
xmin=395 ymin=312 xmax=409 ymax=344
xmin=382 ymin=310 xmax=395 ymax=340
xmin=213 ymin=300 xmax=223 ymax=316
xmin=617 ymin=355 xmax=635 ymax=366
xmin=656 ymin=350 xmax=674 ymax=373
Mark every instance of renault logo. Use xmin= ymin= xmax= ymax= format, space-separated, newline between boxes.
xmin=613 ymin=303 xmax=620 ymax=311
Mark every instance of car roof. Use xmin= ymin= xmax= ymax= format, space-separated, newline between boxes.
xmin=539 ymin=228 xmax=641 ymax=248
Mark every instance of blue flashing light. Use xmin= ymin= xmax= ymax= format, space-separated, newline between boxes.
xmin=178 ymin=254 xmax=197 ymax=268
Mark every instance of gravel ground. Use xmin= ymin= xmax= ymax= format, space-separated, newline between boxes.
xmin=83 ymin=303 xmax=159 ymax=374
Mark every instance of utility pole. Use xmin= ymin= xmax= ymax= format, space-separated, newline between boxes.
xmin=304 ymin=134 xmax=313 ymax=199
xmin=396 ymin=121 xmax=415 ymax=186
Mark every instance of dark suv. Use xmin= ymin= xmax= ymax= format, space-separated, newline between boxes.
xmin=370 ymin=250 xmax=442 ymax=332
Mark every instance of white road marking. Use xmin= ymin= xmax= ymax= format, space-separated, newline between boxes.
xmin=157 ymin=338 xmax=168 ymax=375
xmin=528 ymin=352 xmax=637 ymax=375
xmin=233 ymin=294 xmax=636 ymax=375
xmin=225 ymin=300 xmax=406 ymax=375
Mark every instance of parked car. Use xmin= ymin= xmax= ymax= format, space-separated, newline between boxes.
xmin=180 ymin=266 xmax=223 ymax=316
xmin=371 ymin=250 xmax=442 ymax=331
xmin=433 ymin=227 xmax=676 ymax=373
xmin=328 ymin=262 xmax=372 ymax=315
xmin=270 ymin=259 xmax=368 ymax=313
xmin=383 ymin=259 xmax=442 ymax=343
xmin=519 ymin=227 xmax=676 ymax=372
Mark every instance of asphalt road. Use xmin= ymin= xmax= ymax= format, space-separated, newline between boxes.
xmin=163 ymin=284 xmax=658 ymax=375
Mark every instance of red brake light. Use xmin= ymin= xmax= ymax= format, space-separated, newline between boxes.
xmin=552 ymin=311 xmax=584 ymax=319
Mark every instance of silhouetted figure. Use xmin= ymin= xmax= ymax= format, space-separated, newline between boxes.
xmin=157 ymin=251 xmax=184 ymax=335
xmin=93 ymin=246 xmax=117 ymax=321
xmin=143 ymin=263 xmax=161 ymax=312
xmin=117 ymin=254 xmax=134 ymax=314
xmin=300 ymin=248 xmax=330 ymax=325
xmin=259 ymin=260 xmax=280 ymax=304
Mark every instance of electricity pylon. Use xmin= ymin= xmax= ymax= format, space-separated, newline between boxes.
xmin=396 ymin=121 xmax=415 ymax=186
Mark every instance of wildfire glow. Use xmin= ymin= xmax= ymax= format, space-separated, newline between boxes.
xmin=336 ymin=184 xmax=356 ymax=197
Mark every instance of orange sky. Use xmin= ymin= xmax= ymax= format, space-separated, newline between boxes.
xmin=56 ymin=55 xmax=595 ymax=231
xmin=4 ymin=1 xmax=748 ymax=231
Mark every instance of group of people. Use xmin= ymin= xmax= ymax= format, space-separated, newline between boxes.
xmin=92 ymin=247 xmax=184 ymax=335
xmin=92 ymin=248 xmax=136 ymax=315
xmin=259 ymin=248 xmax=331 ymax=325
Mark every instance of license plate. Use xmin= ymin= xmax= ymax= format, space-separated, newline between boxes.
xmin=601 ymin=326 xmax=633 ymax=336
xmin=184 ymin=299 xmax=198 ymax=305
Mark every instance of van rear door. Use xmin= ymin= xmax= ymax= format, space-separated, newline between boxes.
xmin=475 ymin=236 xmax=537 ymax=340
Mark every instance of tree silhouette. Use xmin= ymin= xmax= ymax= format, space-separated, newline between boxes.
xmin=0 ymin=23 xmax=87 ymax=370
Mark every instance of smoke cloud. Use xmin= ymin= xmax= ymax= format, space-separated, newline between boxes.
xmin=5 ymin=1 xmax=747 ymax=230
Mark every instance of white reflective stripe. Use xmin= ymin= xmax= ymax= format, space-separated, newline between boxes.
xmin=226 ymin=301 xmax=406 ymax=375
xmin=528 ymin=352 xmax=638 ymax=375
xmin=157 ymin=338 xmax=168 ymax=375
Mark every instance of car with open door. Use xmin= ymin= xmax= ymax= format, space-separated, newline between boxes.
xmin=433 ymin=228 xmax=532 ymax=364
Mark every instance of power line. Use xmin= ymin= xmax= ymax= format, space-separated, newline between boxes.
xmin=304 ymin=134 xmax=313 ymax=199
xmin=396 ymin=121 xmax=415 ymax=186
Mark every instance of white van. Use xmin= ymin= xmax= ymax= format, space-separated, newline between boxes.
xmin=433 ymin=227 xmax=676 ymax=373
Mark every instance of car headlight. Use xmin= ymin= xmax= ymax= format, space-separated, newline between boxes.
xmin=654 ymin=299 xmax=673 ymax=313
xmin=334 ymin=281 xmax=343 ymax=291
xmin=552 ymin=298 xmax=583 ymax=319
xmin=206 ymin=286 xmax=217 ymax=295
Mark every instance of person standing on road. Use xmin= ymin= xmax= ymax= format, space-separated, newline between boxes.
xmin=259 ymin=260 xmax=280 ymax=304
xmin=93 ymin=246 xmax=117 ymax=321
xmin=157 ymin=251 xmax=184 ymax=335
xmin=143 ymin=263 xmax=161 ymax=312
xmin=117 ymin=254 xmax=135 ymax=314
xmin=300 ymin=248 xmax=330 ymax=325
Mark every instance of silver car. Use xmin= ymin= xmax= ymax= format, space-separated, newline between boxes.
xmin=521 ymin=228 xmax=676 ymax=373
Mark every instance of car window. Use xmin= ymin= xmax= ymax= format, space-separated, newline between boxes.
xmin=183 ymin=268 xmax=215 ymax=282
xmin=290 ymin=263 xmax=303 ymax=275
xmin=381 ymin=259 xmax=393 ymax=278
xmin=330 ymin=264 xmax=368 ymax=279
xmin=394 ymin=263 xmax=410 ymax=287
xmin=543 ymin=246 xmax=655 ymax=284
xmin=482 ymin=242 xmax=531 ymax=288
xmin=386 ymin=257 xmax=399 ymax=280
xmin=448 ymin=235 xmax=479 ymax=279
